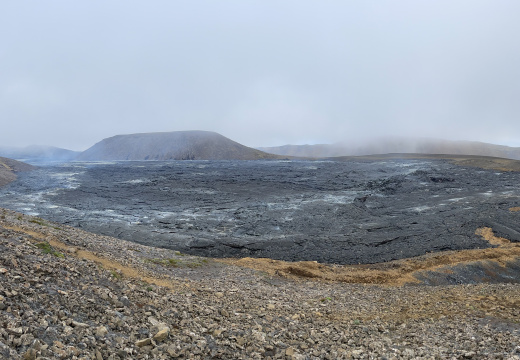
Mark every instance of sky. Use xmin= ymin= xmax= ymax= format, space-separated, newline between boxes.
xmin=1 ymin=1 xmax=520 ymax=151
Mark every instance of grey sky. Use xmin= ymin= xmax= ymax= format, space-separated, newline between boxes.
xmin=1 ymin=1 xmax=520 ymax=151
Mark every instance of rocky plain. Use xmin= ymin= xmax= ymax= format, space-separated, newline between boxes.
xmin=1 ymin=155 xmax=520 ymax=359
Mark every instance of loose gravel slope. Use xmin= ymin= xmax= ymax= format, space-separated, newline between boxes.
xmin=1 ymin=209 xmax=520 ymax=359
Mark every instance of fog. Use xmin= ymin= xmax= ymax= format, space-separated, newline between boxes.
xmin=1 ymin=1 xmax=520 ymax=151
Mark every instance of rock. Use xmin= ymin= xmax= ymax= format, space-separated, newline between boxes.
xmin=23 ymin=348 xmax=37 ymax=360
xmin=153 ymin=328 xmax=169 ymax=342
xmin=151 ymin=321 xmax=169 ymax=334
xmin=30 ymin=340 xmax=41 ymax=351
xmin=7 ymin=327 xmax=23 ymax=336
xmin=403 ymin=348 xmax=415 ymax=357
xmin=148 ymin=316 xmax=159 ymax=326
xmin=135 ymin=338 xmax=152 ymax=347
xmin=95 ymin=349 xmax=103 ymax=360
xmin=95 ymin=326 xmax=108 ymax=337
xmin=286 ymin=347 xmax=296 ymax=356
xmin=71 ymin=320 xmax=89 ymax=329
xmin=215 ymin=292 xmax=224 ymax=298
xmin=352 ymin=349 xmax=364 ymax=357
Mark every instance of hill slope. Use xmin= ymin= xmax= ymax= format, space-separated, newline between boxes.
xmin=0 ymin=157 xmax=36 ymax=187
xmin=259 ymin=137 xmax=520 ymax=160
xmin=77 ymin=131 xmax=280 ymax=161
xmin=1 ymin=209 xmax=520 ymax=358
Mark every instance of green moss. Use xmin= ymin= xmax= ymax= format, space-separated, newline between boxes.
xmin=28 ymin=217 xmax=61 ymax=230
xmin=30 ymin=218 xmax=47 ymax=226
xmin=35 ymin=242 xmax=64 ymax=258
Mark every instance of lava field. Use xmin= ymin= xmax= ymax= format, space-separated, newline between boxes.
xmin=1 ymin=159 xmax=519 ymax=265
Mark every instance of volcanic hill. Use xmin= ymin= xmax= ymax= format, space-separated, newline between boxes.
xmin=259 ymin=137 xmax=520 ymax=160
xmin=0 ymin=157 xmax=36 ymax=187
xmin=0 ymin=145 xmax=79 ymax=163
xmin=77 ymin=131 xmax=280 ymax=161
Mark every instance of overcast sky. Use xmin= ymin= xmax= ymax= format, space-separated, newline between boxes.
xmin=1 ymin=1 xmax=520 ymax=151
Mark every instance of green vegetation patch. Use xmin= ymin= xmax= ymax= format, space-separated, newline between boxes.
xmin=35 ymin=242 xmax=65 ymax=258
xmin=30 ymin=217 xmax=62 ymax=230
xmin=110 ymin=270 xmax=122 ymax=279
xmin=30 ymin=218 xmax=48 ymax=226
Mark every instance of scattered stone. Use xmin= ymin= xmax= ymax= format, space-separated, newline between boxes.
xmin=23 ymin=348 xmax=37 ymax=360
xmin=71 ymin=320 xmax=89 ymax=328
xmin=153 ymin=328 xmax=169 ymax=342
xmin=135 ymin=338 xmax=152 ymax=347
xmin=95 ymin=326 xmax=108 ymax=337
xmin=286 ymin=347 xmax=296 ymax=356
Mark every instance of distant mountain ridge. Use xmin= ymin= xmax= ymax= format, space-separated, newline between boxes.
xmin=258 ymin=137 xmax=520 ymax=160
xmin=77 ymin=131 xmax=280 ymax=161
xmin=0 ymin=145 xmax=79 ymax=163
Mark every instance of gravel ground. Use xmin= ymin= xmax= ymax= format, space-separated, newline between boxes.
xmin=1 ymin=208 xmax=520 ymax=359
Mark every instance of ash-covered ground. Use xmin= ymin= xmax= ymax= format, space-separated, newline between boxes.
xmin=0 ymin=159 xmax=519 ymax=265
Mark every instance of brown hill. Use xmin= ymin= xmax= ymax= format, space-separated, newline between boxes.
xmin=259 ymin=137 xmax=520 ymax=160
xmin=0 ymin=157 xmax=36 ymax=187
xmin=77 ymin=131 xmax=281 ymax=161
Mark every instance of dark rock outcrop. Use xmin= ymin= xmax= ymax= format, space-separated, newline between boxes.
xmin=77 ymin=131 xmax=280 ymax=161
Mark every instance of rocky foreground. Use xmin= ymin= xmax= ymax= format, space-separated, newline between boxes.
xmin=1 ymin=209 xmax=520 ymax=359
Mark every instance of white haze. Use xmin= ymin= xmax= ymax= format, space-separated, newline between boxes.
xmin=1 ymin=1 xmax=519 ymax=151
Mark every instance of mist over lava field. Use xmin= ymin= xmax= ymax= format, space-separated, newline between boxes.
xmin=1 ymin=159 xmax=519 ymax=265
